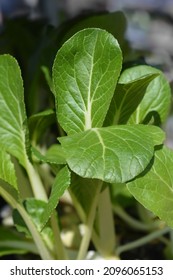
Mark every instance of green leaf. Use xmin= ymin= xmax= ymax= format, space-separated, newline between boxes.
xmin=41 ymin=166 xmax=71 ymax=227
xmin=13 ymin=201 xmax=53 ymax=259
xmin=59 ymin=125 xmax=165 ymax=183
xmin=0 ymin=149 xmax=17 ymax=189
xmin=24 ymin=199 xmax=47 ymax=231
xmin=24 ymin=199 xmax=54 ymax=251
xmin=53 ymin=28 xmax=122 ymax=135
xmin=127 ymin=146 xmax=173 ymax=228
xmin=119 ymin=65 xmax=171 ymax=124
xmin=104 ymin=73 xmax=158 ymax=125
xmin=0 ymin=55 xmax=29 ymax=167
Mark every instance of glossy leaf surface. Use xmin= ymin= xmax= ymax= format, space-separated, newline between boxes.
xmin=105 ymin=73 xmax=158 ymax=125
xmin=127 ymin=146 xmax=173 ymax=228
xmin=59 ymin=125 xmax=164 ymax=183
xmin=53 ymin=28 xmax=122 ymax=134
xmin=119 ymin=65 xmax=171 ymax=124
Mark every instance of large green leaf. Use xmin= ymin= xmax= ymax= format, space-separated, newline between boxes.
xmin=59 ymin=125 xmax=164 ymax=183
xmin=0 ymin=55 xmax=29 ymax=167
xmin=53 ymin=28 xmax=122 ymax=135
xmin=104 ymin=73 xmax=158 ymax=125
xmin=127 ymin=146 xmax=173 ymax=228
xmin=119 ymin=65 xmax=171 ymax=124
xmin=0 ymin=149 xmax=17 ymax=189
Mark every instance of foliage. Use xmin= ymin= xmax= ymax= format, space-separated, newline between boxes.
xmin=0 ymin=19 xmax=172 ymax=259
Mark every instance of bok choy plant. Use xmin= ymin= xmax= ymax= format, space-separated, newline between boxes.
xmin=0 ymin=28 xmax=172 ymax=260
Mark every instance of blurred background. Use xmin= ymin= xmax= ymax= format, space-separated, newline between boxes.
xmin=1 ymin=0 xmax=173 ymax=78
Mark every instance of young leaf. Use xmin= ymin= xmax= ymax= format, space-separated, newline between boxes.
xmin=41 ymin=166 xmax=71 ymax=227
xmin=59 ymin=125 xmax=165 ymax=183
xmin=22 ymin=199 xmax=54 ymax=253
xmin=0 ymin=55 xmax=29 ymax=167
xmin=104 ymin=73 xmax=158 ymax=125
xmin=0 ymin=148 xmax=17 ymax=189
xmin=53 ymin=28 xmax=122 ymax=135
xmin=127 ymin=146 xmax=173 ymax=228
xmin=24 ymin=199 xmax=48 ymax=231
xmin=119 ymin=65 xmax=171 ymax=124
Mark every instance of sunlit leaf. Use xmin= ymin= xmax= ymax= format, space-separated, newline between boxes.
xmin=53 ymin=28 xmax=122 ymax=134
xmin=59 ymin=125 xmax=164 ymax=183
xmin=119 ymin=65 xmax=171 ymax=124
xmin=105 ymin=73 xmax=158 ymax=125
xmin=127 ymin=146 xmax=173 ymax=228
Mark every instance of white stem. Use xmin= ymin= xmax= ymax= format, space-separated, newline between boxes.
xmin=77 ymin=181 xmax=102 ymax=260
xmin=97 ymin=187 xmax=116 ymax=256
xmin=25 ymin=159 xmax=48 ymax=201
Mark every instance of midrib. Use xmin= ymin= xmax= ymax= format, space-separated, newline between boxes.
xmin=84 ymin=36 xmax=97 ymax=130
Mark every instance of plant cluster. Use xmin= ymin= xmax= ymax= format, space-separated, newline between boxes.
xmin=0 ymin=12 xmax=173 ymax=260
